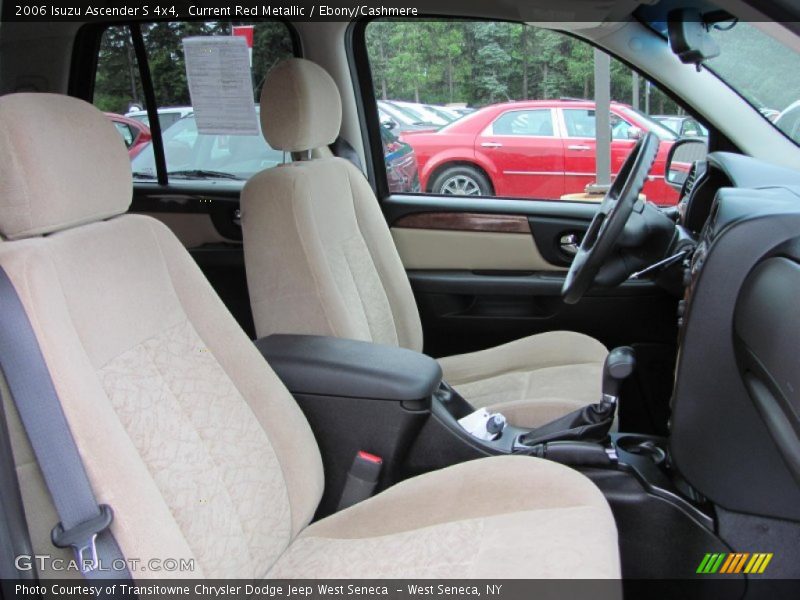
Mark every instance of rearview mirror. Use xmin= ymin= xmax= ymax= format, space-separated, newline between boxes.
xmin=627 ymin=126 xmax=643 ymax=140
xmin=665 ymin=138 xmax=708 ymax=190
xmin=667 ymin=9 xmax=721 ymax=68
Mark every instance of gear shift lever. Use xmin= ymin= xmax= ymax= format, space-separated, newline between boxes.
xmin=516 ymin=346 xmax=635 ymax=448
xmin=599 ymin=346 xmax=636 ymax=414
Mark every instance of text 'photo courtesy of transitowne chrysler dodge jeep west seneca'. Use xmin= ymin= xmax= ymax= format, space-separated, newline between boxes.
xmin=1 ymin=1 xmax=800 ymax=599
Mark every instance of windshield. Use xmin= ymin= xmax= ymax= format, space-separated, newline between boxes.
xmin=704 ymin=21 xmax=800 ymax=146
xmin=387 ymin=102 xmax=441 ymax=126
xmin=131 ymin=114 xmax=287 ymax=181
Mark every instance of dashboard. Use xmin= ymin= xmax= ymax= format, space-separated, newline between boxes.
xmin=668 ymin=150 xmax=800 ymax=523
xmin=678 ymin=151 xmax=800 ymax=234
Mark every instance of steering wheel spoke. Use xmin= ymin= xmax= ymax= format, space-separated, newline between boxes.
xmin=561 ymin=133 xmax=660 ymax=304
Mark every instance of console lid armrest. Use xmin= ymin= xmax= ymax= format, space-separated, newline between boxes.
xmin=255 ymin=334 xmax=443 ymax=401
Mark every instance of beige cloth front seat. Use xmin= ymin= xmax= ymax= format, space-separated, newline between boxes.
xmin=242 ymin=58 xmax=607 ymax=429
xmin=0 ymin=94 xmax=619 ymax=579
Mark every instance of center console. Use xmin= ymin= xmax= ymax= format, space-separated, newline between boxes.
xmin=255 ymin=333 xmax=727 ymax=577
xmin=256 ymin=334 xmax=440 ymax=517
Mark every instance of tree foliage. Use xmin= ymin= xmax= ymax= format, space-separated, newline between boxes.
xmin=94 ymin=22 xmax=293 ymax=113
xmin=94 ymin=19 xmax=681 ymax=115
xmin=366 ymin=20 xmax=680 ymax=113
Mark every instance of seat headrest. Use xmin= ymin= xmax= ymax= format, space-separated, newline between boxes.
xmin=260 ymin=58 xmax=342 ymax=153
xmin=0 ymin=93 xmax=132 ymax=240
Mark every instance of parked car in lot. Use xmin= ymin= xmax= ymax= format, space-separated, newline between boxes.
xmin=651 ymin=114 xmax=708 ymax=138
xmin=400 ymin=99 xmax=680 ymax=204
xmin=378 ymin=100 xmax=441 ymax=131
xmin=132 ymin=111 xmax=420 ymax=193
xmin=126 ymin=106 xmax=194 ymax=131
xmin=105 ymin=112 xmax=152 ymax=158
xmin=423 ymin=104 xmax=463 ymax=123
xmin=131 ymin=111 xmax=286 ymax=180
xmin=382 ymin=123 xmax=420 ymax=193
xmin=390 ymin=100 xmax=451 ymax=127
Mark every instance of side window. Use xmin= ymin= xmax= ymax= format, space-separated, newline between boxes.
xmin=610 ymin=115 xmax=635 ymax=140
xmin=365 ymin=20 xmax=696 ymax=206
xmin=563 ymin=109 xmax=597 ymax=138
xmin=491 ymin=110 xmax=554 ymax=136
xmin=93 ymin=22 xmax=294 ymax=183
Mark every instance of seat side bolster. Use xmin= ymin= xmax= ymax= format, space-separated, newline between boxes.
xmin=345 ymin=160 xmax=424 ymax=353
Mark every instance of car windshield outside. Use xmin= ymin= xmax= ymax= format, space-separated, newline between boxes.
xmin=617 ymin=107 xmax=678 ymax=141
xmin=703 ymin=21 xmax=800 ymax=146
xmin=131 ymin=112 xmax=287 ymax=181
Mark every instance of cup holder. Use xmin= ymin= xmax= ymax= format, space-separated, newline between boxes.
xmin=616 ymin=435 xmax=667 ymax=466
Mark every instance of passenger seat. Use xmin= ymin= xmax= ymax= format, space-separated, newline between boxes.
xmin=0 ymin=93 xmax=620 ymax=579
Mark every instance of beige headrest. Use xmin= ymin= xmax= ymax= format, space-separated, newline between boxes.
xmin=260 ymin=58 xmax=342 ymax=153
xmin=0 ymin=93 xmax=132 ymax=240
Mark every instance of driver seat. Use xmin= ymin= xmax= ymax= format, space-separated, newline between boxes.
xmin=242 ymin=59 xmax=608 ymax=428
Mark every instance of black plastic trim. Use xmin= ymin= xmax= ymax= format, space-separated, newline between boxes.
xmin=255 ymin=335 xmax=442 ymax=402
xmin=671 ymin=185 xmax=800 ymax=521
xmin=408 ymin=270 xmax=660 ymax=297
xmin=735 ymin=256 xmax=800 ymax=485
xmin=130 ymin=23 xmax=167 ymax=186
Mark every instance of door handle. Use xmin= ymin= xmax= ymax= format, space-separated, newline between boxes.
xmin=559 ymin=233 xmax=581 ymax=255
xmin=481 ymin=142 xmax=503 ymax=148
xmin=567 ymin=144 xmax=591 ymax=151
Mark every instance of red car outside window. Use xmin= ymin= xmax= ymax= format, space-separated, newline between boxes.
xmin=399 ymin=100 xmax=680 ymax=206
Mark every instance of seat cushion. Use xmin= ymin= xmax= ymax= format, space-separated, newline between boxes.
xmin=269 ymin=456 xmax=620 ymax=578
xmin=439 ymin=331 xmax=607 ymax=428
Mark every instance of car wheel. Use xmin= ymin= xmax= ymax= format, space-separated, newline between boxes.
xmin=431 ymin=165 xmax=492 ymax=196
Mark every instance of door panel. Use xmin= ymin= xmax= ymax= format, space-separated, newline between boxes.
xmin=142 ymin=213 xmax=232 ymax=246
xmin=392 ymin=229 xmax=560 ymax=271
xmin=384 ymin=194 xmax=678 ymax=359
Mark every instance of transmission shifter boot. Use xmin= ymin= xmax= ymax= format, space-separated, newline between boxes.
xmin=516 ymin=403 xmax=614 ymax=446
xmin=517 ymin=346 xmax=636 ymax=447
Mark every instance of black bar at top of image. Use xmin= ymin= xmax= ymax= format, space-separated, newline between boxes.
xmin=0 ymin=0 xmax=789 ymax=22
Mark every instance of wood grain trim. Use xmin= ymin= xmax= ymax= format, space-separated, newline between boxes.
xmin=393 ymin=212 xmax=531 ymax=234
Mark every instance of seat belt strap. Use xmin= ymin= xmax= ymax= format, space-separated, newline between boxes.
xmin=0 ymin=267 xmax=130 ymax=580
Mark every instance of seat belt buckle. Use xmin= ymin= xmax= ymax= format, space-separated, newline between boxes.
xmin=337 ymin=451 xmax=383 ymax=511
xmin=51 ymin=504 xmax=114 ymax=574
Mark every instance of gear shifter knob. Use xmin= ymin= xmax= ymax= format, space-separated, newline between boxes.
xmin=601 ymin=346 xmax=636 ymax=407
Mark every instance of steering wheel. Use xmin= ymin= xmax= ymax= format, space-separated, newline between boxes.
xmin=562 ymin=132 xmax=660 ymax=304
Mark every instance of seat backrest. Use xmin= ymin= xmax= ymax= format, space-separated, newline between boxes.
xmin=0 ymin=93 xmax=324 ymax=578
xmin=242 ymin=58 xmax=424 ymax=352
